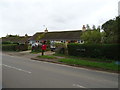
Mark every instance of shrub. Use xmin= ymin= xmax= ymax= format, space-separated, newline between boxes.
xmin=2 ymin=44 xmax=18 ymax=51
xmin=55 ymin=43 xmax=68 ymax=55
xmin=2 ymin=41 xmax=13 ymax=44
xmin=15 ymin=44 xmax=28 ymax=51
xmin=31 ymin=45 xmax=42 ymax=52
xmin=67 ymin=43 xmax=120 ymax=60
xmin=2 ymin=44 xmax=28 ymax=51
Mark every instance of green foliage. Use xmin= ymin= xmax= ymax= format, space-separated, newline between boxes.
xmin=46 ymin=40 xmax=50 ymax=48
xmin=37 ymin=55 xmax=57 ymax=59
xmin=92 ymin=25 xmax=96 ymax=30
xmin=6 ymin=34 xmax=19 ymax=37
xmin=2 ymin=44 xmax=28 ymax=51
xmin=31 ymin=45 xmax=42 ymax=52
xmin=81 ymin=30 xmax=101 ymax=44
xmin=2 ymin=41 xmax=13 ymax=44
xmin=55 ymin=43 xmax=68 ymax=55
xmin=86 ymin=24 xmax=91 ymax=30
xmin=59 ymin=58 xmax=120 ymax=71
xmin=2 ymin=44 xmax=18 ymax=51
xmin=2 ymin=41 xmax=19 ymax=45
xmin=15 ymin=44 xmax=28 ymax=51
xmin=102 ymin=16 xmax=120 ymax=43
xmin=67 ymin=43 xmax=120 ymax=60
xmin=55 ymin=43 xmax=66 ymax=48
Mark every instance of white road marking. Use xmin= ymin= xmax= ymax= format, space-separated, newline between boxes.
xmin=2 ymin=64 xmax=31 ymax=74
xmin=73 ymin=84 xmax=86 ymax=88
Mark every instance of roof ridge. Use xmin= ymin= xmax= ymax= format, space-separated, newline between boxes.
xmin=36 ymin=30 xmax=82 ymax=33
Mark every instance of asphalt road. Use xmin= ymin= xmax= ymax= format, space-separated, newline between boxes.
xmin=2 ymin=54 xmax=118 ymax=88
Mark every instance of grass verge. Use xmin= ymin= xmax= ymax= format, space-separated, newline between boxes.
xmin=37 ymin=55 xmax=57 ymax=59
xmin=59 ymin=58 xmax=120 ymax=71
xmin=53 ymin=53 xmax=114 ymax=62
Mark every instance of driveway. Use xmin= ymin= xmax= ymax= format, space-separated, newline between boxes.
xmin=2 ymin=50 xmax=55 ymax=59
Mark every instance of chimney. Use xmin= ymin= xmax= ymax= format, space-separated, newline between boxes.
xmin=82 ymin=25 xmax=86 ymax=31
xmin=44 ymin=28 xmax=48 ymax=33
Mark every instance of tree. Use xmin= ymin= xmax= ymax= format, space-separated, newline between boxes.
xmin=6 ymin=34 xmax=19 ymax=37
xmin=92 ymin=25 xmax=96 ymax=30
xmin=86 ymin=24 xmax=91 ymax=30
xmin=102 ymin=16 xmax=120 ymax=44
xmin=81 ymin=30 xmax=102 ymax=44
xmin=25 ymin=34 xmax=28 ymax=37
xmin=97 ymin=26 xmax=101 ymax=32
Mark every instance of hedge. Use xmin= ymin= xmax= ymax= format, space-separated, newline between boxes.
xmin=2 ymin=44 xmax=28 ymax=51
xmin=2 ymin=44 xmax=18 ymax=51
xmin=67 ymin=43 xmax=120 ymax=60
xmin=15 ymin=44 xmax=28 ymax=51
xmin=2 ymin=41 xmax=19 ymax=45
xmin=55 ymin=43 xmax=68 ymax=55
xmin=2 ymin=41 xmax=13 ymax=44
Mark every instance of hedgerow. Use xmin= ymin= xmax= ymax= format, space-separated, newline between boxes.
xmin=67 ymin=43 xmax=120 ymax=60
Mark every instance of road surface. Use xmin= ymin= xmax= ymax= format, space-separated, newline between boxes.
xmin=2 ymin=54 xmax=118 ymax=88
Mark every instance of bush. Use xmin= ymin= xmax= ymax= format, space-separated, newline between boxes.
xmin=68 ymin=43 xmax=120 ymax=60
xmin=2 ymin=44 xmax=18 ymax=51
xmin=31 ymin=45 xmax=42 ymax=52
xmin=2 ymin=41 xmax=19 ymax=45
xmin=55 ymin=43 xmax=68 ymax=55
xmin=2 ymin=41 xmax=13 ymax=44
xmin=15 ymin=44 xmax=28 ymax=51
xmin=2 ymin=44 xmax=28 ymax=51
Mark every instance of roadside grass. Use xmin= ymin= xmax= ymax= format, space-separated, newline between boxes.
xmin=58 ymin=58 xmax=120 ymax=71
xmin=53 ymin=53 xmax=66 ymax=57
xmin=53 ymin=53 xmax=114 ymax=62
xmin=37 ymin=55 xmax=57 ymax=59
xmin=36 ymin=53 xmax=119 ymax=71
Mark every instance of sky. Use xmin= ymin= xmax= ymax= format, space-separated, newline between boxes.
xmin=0 ymin=0 xmax=119 ymax=37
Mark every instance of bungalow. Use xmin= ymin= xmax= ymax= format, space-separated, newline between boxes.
xmin=28 ymin=28 xmax=85 ymax=47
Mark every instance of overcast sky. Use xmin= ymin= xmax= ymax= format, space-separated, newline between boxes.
xmin=0 ymin=0 xmax=119 ymax=37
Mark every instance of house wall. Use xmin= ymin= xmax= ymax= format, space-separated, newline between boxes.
xmin=29 ymin=39 xmax=84 ymax=48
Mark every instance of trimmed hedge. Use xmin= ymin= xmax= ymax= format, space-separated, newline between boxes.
xmin=2 ymin=41 xmax=19 ymax=45
xmin=16 ymin=44 xmax=28 ymax=51
xmin=2 ymin=41 xmax=13 ymax=44
xmin=2 ymin=44 xmax=28 ymax=51
xmin=2 ymin=44 xmax=18 ymax=51
xmin=68 ymin=43 xmax=120 ymax=60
